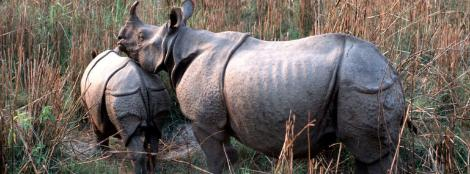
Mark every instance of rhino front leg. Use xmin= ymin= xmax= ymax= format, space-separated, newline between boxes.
xmin=127 ymin=128 xmax=147 ymax=174
xmin=192 ymin=123 xmax=237 ymax=174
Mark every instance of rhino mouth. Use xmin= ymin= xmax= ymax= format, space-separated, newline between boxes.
xmin=116 ymin=42 xmax=138 ymax=60
xmin=116 ymin=39 xmax=127 ymax=52
xmin=117 ymin=42 xmax=126 ymax=52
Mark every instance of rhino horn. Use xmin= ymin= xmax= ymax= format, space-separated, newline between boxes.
xmin=129 ymin=1 xmax=140 ymax=21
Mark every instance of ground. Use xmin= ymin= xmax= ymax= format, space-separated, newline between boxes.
xmin=63 ymin=123 xmax=205 ymax=173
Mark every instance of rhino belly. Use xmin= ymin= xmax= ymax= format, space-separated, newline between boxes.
xmin=224 ymin=46 xmax=341 ymax=156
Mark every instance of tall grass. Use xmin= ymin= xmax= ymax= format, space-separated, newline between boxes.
xmin=1 ymin=0 xmax=469 ymax=173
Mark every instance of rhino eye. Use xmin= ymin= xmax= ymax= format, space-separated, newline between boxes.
xmin=138 ymin=32 xmax=144 ymax=41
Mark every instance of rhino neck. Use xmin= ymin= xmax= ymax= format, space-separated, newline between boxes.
xmin=167 ymin=27 xmax=218 ymax=88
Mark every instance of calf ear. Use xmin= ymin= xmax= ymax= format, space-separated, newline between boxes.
xmin=91 ymin=50 xmax=97 ymax=58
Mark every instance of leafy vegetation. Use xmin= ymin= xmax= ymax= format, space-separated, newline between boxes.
xmin=1 ymin=0 xmax=469 ymax=173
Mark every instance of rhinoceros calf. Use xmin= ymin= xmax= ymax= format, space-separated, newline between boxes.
xmin=116 ymin=1 xmax=405 ymax=174
xmin=80 ymin=50 xmax=170 ymax=174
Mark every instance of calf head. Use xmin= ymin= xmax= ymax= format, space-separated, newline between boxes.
xmin=117 ymin=1 xmax=194 ymax=73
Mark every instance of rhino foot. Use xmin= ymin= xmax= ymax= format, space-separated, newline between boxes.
xmin=355 ymin=153 xmax=392 ymax=174
xmin=192 ymin=123 xmax=236 ymax=174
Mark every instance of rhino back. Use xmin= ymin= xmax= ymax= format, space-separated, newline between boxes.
xmin=224 ymin=34 xmax=346 ymax=155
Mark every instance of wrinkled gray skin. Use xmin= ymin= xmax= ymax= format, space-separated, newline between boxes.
xmin=80 ymin=50 xmax=170 ymax=174
xmin=117 ymin=1 xmax=405 ymax=174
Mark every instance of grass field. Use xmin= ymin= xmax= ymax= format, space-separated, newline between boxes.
xmin=1 ymin=0 xmax=469 ymax=173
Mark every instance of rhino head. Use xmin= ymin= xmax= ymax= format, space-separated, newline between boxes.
xmin=117 ymin=1 xmax=194 ymax=75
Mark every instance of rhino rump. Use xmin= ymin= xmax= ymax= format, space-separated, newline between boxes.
xmin=335 ymin=37 xmax=404 ymax=163
xmin=104 ymin=61 xmax=170 ymax=145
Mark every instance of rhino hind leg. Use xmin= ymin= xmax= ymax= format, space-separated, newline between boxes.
xmin=355 ymin=153 xmax=392 ymax=174
xmin=337 ymin=82 xmax=403 ymax=173
xmin=192 ymin=123 xmax=237 ymax=174
xmin=144 ymin=124 xmax=162 ymax=173
xmin=127 ymin=127 xmax=147 ymax=174
xmin=116 ymin=116 xmax=149 ymax=174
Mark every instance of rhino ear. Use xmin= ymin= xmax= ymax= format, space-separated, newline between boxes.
xmin=129 ymin=1 xmax=140 ymax=21
xmin=181 ymin=0 xmax=194 ymax=22
xmin=169 ymin=7 xmax=183 ymax=30
xmin=169 ymin=0 xmax=194 ymax=30
xmin=91 ymin=50 xmax=97 ymax=58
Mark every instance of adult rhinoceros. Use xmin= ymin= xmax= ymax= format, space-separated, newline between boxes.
xmin=116 ymin=1 xmax=405 ymax=173
xmin=81 ymin=50 xmax=171 ymax=174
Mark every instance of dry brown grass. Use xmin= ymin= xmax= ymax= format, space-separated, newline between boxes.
xmin=1 ymin=0 xmax=469 ymax=173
